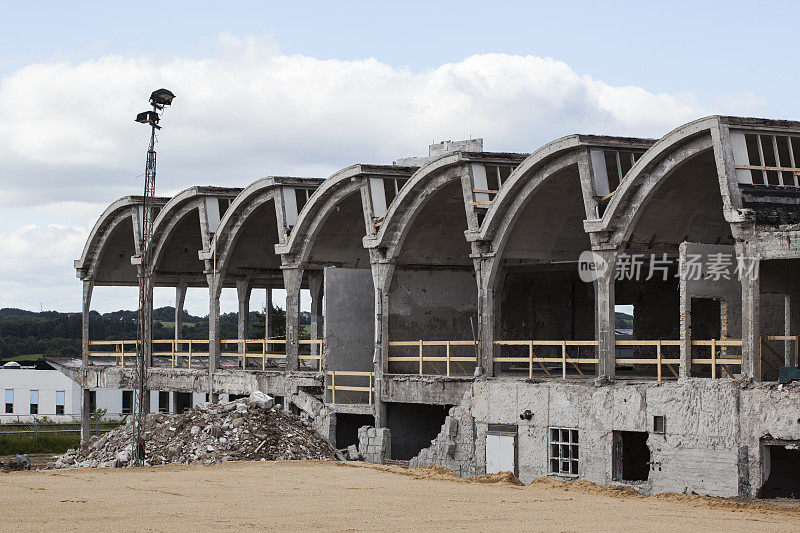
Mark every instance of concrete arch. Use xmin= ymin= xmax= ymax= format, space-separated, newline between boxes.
xmin=205 ymin=179 xmax=285 ymax=296
xmin=75 ymin=196 xmax=167 ymax=284
xmin=147 ymin=187 xmax=237 ymax=285
xmin=587 ymin=116 xmax=727 ymax=248
xmin=277 ymin=166 xmax=368 ymax=267
xmin=365 ymin=152 xmax=468 ymax=262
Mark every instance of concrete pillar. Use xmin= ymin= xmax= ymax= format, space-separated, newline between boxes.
xmin=679 ymin=246 xmax=692 ymax=378
xmin=80 ymin=387 xmax=92 ymax=442
xmin=370 ymin=261 xmax=394 ymax=428
xmin=594 ymin=250 xmax=616 ymax=380
xmin=308 ymin=271 xmax=324 ymax=359
xmin=282 ymin=267 xmax=303 ymax=372
xmin=207 ymin=274 xmax=221 ymax=384
xmin=80 ymin=279 xmax=94 ymax=442
xmin=741 ymin=257 xmax=761 ymax=381
xmin=474 ymin=256 xmax=497 ymax=376
xmin=265 ymin=287 xmax=273 ymax=339
xmin=785 ymin=294 xmax=793 ymax=366
xmin=174 ymin=279 xmax=187 ymax=343
xmin=236 ymin=278 xmax=253 ymax=353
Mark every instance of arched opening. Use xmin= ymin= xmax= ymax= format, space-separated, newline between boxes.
xmin=611 ymin=148 xmax=767 ymax=379
xmin=387 ymin=179 xmax=478 ymax=376
xmin=492 ymin=164 xmax=595 ymax=378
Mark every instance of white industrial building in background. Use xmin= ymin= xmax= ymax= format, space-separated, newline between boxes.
xmin=0 ymin=361 xmax=225 ymax=422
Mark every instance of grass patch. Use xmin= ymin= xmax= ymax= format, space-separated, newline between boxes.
xmin=4 ymin=354 xmax=44 ymax=362
xmin=0 ymin=433 xmax=79 ymax=455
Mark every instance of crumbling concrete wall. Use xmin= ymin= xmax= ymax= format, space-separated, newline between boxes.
xmin=357 ymin=426 xmax=391 ymax=463
xmin=498 ymin=269 xmax=594 ymax=340
xmin=409 ymin=392 xmax=477 ymax=477
xmin=389 ymin=268 xmax=477 ymax=341
xmin=388 ymin=268 xmax=478 ymax=374
xmin=464 ymin=378 xmax=800 ymax=498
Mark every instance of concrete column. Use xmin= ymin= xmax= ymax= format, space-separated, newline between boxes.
xmin=594 ymin=250 xmax=617 ymax=381
xmin=265 ymin=288 xmax=273 ymax=339
xmin=80 ymin=279 xmax=94 ymax=443
xmin=741 ymin=257 xmax=761 ymax=381
xmin=282 ymin=267 xmax=303 ymax=372
xmin=679 ymin=245 xmax=692 ymax=378
xmin=174 ymin=279 xmax=187 ymax=343
xmin=236 ymin=278 xmax=253 ymax=353
xmin=370 ymin=261 xmax=394 ymax=428
xmin=784 ymin=294 xmax=793 ymax=366
xmin=80 ymin=387 xmax=92 ymax=442
xmin=207 ymin=274 xmax=221 ymax=381
xmin=308 ymin=271 xmax=324 ymax=358
xmin=474 ymin=256 xmax=497 ymax=376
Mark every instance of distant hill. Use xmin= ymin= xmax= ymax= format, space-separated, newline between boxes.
xmin=0 ymin=305 xmax=303 ymax=360
xmin=615 ymin=311 xmax=634 ymax=329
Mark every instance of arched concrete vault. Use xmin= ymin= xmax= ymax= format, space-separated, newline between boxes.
xmin=75 ymin=196 xmax=168 ymax=285
xmin=467 ymin=135 xmax=653 ymax=376
xmin=586 ymin=116 xmax=737 ymax=249
xmin=277 ymin=165 xmax=416 ymax=270
xmin=209 ymin=177 xmax=323 ymax=296
xmin=148 ymin=186 xmax=242 ymax=288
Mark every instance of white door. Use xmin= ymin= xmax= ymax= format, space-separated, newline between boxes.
xmin=486 ymin=434 xmax=515 ymax=474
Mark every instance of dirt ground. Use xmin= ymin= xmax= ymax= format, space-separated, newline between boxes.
xmin=1 ymin=461 xmax=799 ymax=532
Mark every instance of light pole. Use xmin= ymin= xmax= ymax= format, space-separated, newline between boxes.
xmin=133 ymin=88 xmax=175 ymax=465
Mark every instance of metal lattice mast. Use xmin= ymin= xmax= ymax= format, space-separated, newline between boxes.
xmin=133 ymin=89 xmax=175 ymax=466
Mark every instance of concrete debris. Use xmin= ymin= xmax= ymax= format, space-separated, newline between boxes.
xmin=1 ymin=454 xmax=31 ymax=472
xmin=48 ymin=395 xmax=335 ymax=469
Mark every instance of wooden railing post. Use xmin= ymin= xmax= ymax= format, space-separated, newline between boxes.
xmin=711 ymin=338 xmax=717 ymax=379
xmin=120 ymin=342 xmax=124 ymax=368
xmin=331 ymin=372 xmax=336 ymax=404
xmin=528 ymin=340 xmax=534 ymax=379
xmin=369 ymin=373 xmax=373 ymax=405
xmin=446 ymin=341 xmax=451 ymax=377
xmin=262 ymin=340 xmax=266 ymax=370
xmin=418 ymin=340 xmax=424 ymax=375
xmin=657 ymin=340 xmax=662 ymax=382
xmin=561 ymin=341 xmax=567 ymax=379
xmin=188 ymin=340 xmax=192 ymax=369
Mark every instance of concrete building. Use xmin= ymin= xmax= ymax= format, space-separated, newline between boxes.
xmin=62 ymin=116 xmax=800 ymax=498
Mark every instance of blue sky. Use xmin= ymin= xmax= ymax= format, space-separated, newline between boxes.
xmin=0 ymin=0 xmax=797 ymax=314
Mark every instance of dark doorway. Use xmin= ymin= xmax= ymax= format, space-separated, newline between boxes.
xmin=760 ymin=445 xmax=800 ymax=498
xmin=386 ymin=403 xmax=450 ymax=460
xmin=335 ymin=413 xmax=375 ymax=449
xmin=174 ymin=392 xmax=192 ymax=413
xmin=613 ymin=431 xmax=650 ymax=482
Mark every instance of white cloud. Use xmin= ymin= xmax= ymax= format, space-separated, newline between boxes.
xmin=0 ymin=33 xmax=768 ymax=311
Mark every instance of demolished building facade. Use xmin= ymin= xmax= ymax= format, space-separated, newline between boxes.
xmin=70 ymin=116 xmax=800 ymax=498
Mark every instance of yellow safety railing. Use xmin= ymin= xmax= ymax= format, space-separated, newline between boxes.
xmin=387 ymin=340 xmax=478 ymax=376
xmin=689 ymin=339 xmax=742 ymax=379
xmin=615 ymin=339 xmax=681 ymax=381
xmin=326 ymin=371 xmax=374 ymax=405
xmin=494 ymin=340 xmax=599 ymax=379
xmin=88 ymin=338 xmax=324 ymax=371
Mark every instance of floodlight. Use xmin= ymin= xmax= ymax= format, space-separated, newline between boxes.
xmin=149 ymin=88 xmax=175 ymax=107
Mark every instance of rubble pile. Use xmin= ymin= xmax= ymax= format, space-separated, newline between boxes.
xmin=49 ymin=392 xmax=336 ymax=469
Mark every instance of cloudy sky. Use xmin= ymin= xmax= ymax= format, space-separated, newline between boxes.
xmin=1 ymin=1 xmax=797 ymax=315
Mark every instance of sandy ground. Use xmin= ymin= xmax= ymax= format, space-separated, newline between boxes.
xmin=1 ymin=461 xmax=799 ymax=532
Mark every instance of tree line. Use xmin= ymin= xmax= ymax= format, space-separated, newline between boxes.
xmin=0 ymin=307 xmax=309 ymax=360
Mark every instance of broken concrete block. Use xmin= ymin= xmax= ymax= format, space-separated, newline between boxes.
xmin=347 ymin=445 xmax=360 ymax=461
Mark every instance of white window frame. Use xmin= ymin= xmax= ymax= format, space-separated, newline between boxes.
xmin=549 ymin=426 xmax=579 ymax=476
